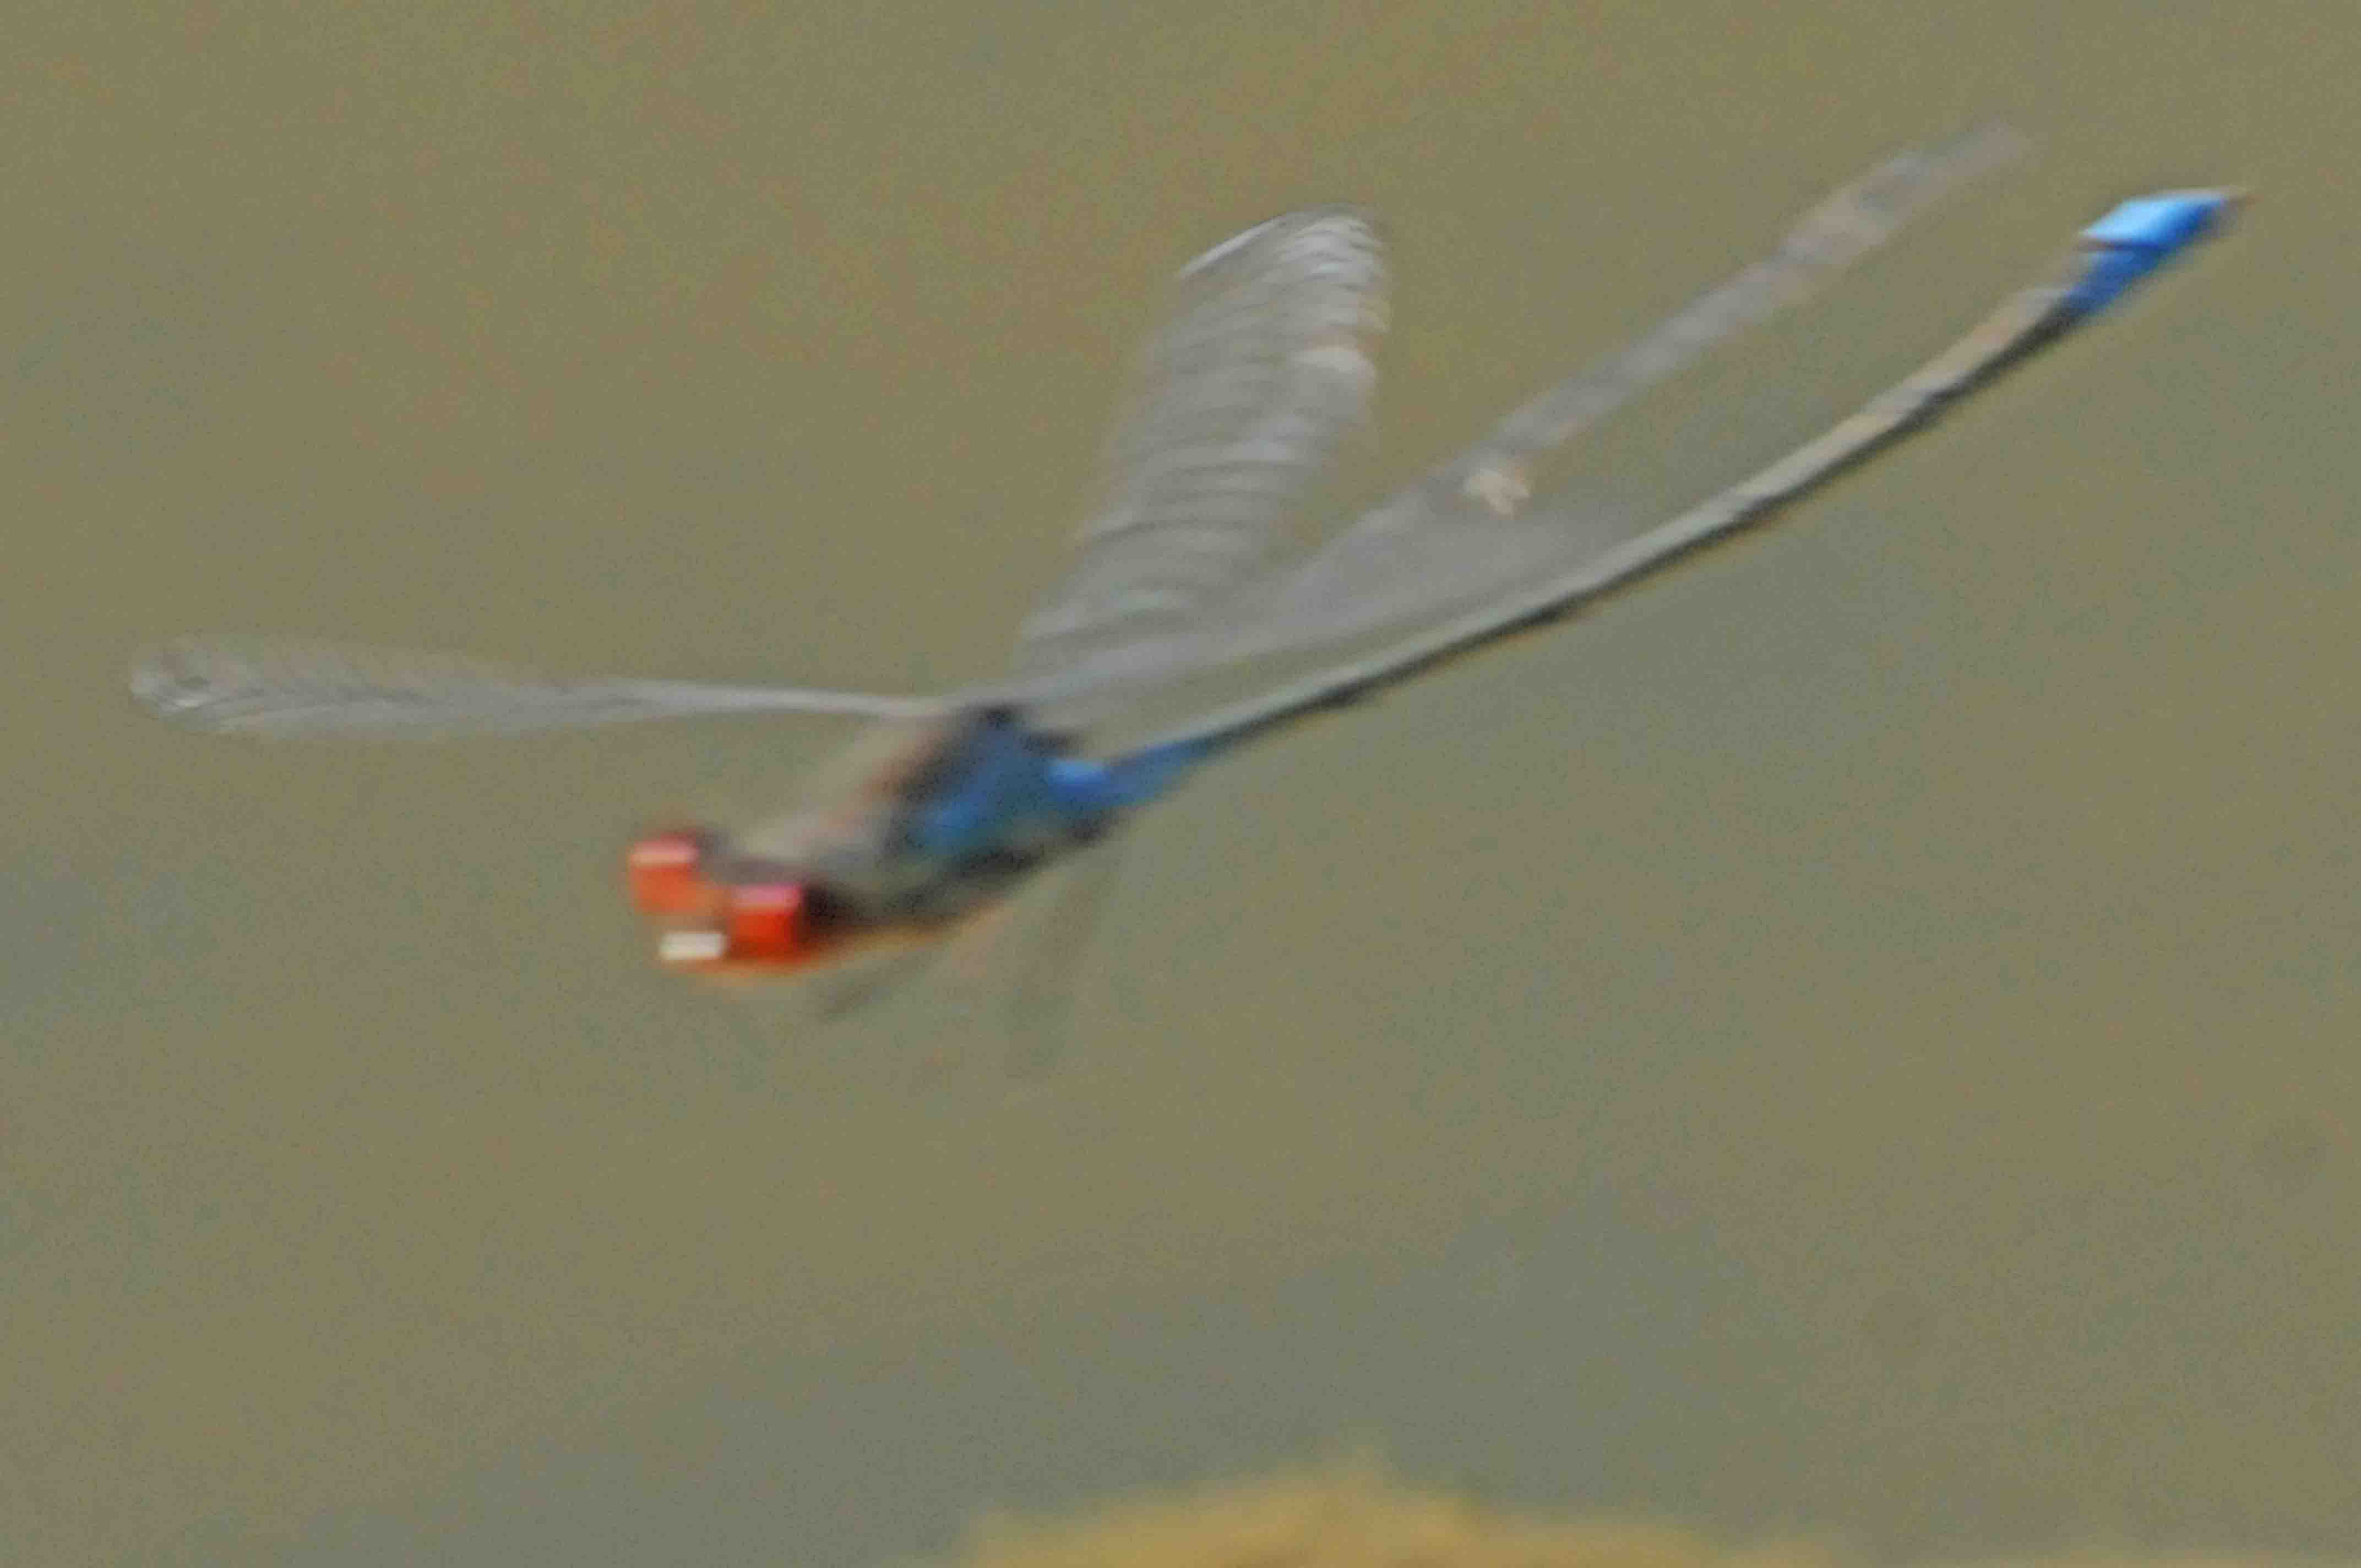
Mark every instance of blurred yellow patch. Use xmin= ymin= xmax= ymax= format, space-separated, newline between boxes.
xmin=934 ymin=1458 xmax=2348 ymax=1568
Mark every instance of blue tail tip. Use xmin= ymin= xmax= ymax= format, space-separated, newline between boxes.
xmin=2082 ymin=188 xmax=2246 ymax=254
xmin=2065 ymin=187 xmax=2243 ymax=314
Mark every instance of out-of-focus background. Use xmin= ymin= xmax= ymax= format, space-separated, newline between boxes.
xmin=6 ymin=3 xmax=2354 ymax=1564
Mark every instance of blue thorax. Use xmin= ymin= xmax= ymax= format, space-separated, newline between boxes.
xmin=904 ymin=710 xmax=1214 ymax=860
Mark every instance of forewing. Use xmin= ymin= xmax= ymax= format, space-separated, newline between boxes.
xmin=1009 ymin=206 xmax=1388 ymax=682
xmin=131 ymin=636 xmax=942 ymax=738
xmin=1134 ymin=182 xmax=2244 ymax=759
xmin=995 ymin=127 xmax=2027 ymax=728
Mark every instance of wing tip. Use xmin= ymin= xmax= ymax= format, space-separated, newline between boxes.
xmin=1176 ymin=204 xmax=1385 ymax=281
xmin=127 ymin=636 xmax=237 ymax=728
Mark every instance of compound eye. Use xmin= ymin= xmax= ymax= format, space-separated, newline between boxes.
xmin=625 ymin=827 xmax=719 ymax=916
xmin=721 ymin=881 xmax=808 ymax=963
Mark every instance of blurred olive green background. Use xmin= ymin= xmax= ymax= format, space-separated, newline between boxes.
xmin=7 ymin=3 xmax=2356 ymax=1564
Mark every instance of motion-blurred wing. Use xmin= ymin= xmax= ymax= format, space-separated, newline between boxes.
xmin=1135 ymin=183 xmax=2245 ymax=759
xmin=132 ymin=636 xmax=944 ymax=738
xmin=997 ymin=127 xmax=2027 ymax=722
xmin=1009 ymin=206 xmax=1388 ymax=682
xmin=1189 ymin=126 xmax=2036 ymax=656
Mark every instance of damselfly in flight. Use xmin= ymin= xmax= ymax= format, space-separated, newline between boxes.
xmin=133 ymin=130 xmax=2238 ymax=992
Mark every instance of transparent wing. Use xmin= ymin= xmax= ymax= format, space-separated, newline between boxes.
xmin=1136 ymin=185 xmax=2244 ymax=759
xmin=130 ymin=636 xmax=944 ymax=739
xmin=1009 ymin=206 xmax=1388 ymax=682
xmin=993 ymin=126 xmax=2027 ymax=726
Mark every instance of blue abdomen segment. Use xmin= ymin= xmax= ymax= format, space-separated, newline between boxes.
xmin=2064 ymin=189 xmax=2242 ymax=317
xmin=905 ymin=717 xmax=1215 ymax=859
xmin=1051 ymin=736 xmax=1215 ymax=816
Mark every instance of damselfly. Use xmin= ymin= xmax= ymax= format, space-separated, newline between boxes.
xmin=133 ymin=131 xmax=2238 ymax=992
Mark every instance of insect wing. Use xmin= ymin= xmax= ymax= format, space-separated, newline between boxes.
xmin=132 ymin=636 xmax=942 ymax=739
xmin=1009 ymin=206 xmax=1388 ymax=685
